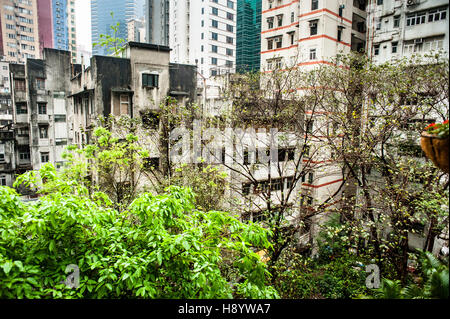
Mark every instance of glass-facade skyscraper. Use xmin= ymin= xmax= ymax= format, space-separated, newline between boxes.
xmin=91 ymin=0 xmax=145 ymax=55
xmin=236 ymin=0 xmax=261 ymax=73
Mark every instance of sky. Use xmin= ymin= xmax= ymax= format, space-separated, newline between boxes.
xmin=75 ymin=0 xmax=92 ymax=56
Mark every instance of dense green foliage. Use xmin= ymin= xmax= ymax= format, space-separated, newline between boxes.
xmin=0 ymin=166 xmax=278 ymax=299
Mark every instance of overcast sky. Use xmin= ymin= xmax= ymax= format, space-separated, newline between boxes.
xmin=75 ymin=0 xmax=92 ymax=54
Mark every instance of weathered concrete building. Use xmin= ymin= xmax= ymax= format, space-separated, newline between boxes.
xmin=69 ymin=41 xmax=197 ymax=165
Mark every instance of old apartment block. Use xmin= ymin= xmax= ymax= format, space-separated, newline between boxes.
xmin=0 ymin=49 xmax=74 ymax=190
xmin=367 ymin=0 xmax=449 ymax=63
xmin=1 ymin=42 xmax=198 ymax=190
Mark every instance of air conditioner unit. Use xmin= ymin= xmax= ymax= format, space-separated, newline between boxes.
xmin=309 ymin=22 xmax=317 ymax=28
xmin=275 ymin=37 xmax=282 ymax=42
xmin=414 ymin=38 xmax=423 ymax=44
xmin=407 ymin=0 xmax=418 ymax=6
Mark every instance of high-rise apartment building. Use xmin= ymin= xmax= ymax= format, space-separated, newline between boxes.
xmin=367 ymin=0 xmax=449 ymax=64
xmin=260 ymin=0 xmax=367 ymax=71
xmin=236 ymin=0 xmax=261 ymax=73
xmin=170 ymin=0 xmax=237 ymax=78
xmin=91 ymin=0 xmax=145 ymax=55
xmin=145 ymin=0 xmax=169 ymax=45
xmin=0 ymin=0 xmax=41 ymax=63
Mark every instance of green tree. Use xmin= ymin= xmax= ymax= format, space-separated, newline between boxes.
xmin=0 ymin=165 xmax=278 ymax=299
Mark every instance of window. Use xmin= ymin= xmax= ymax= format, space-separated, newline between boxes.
xmin=377 ymin=0 xmax=383 ymax=5
xmin=226 ymin=12 xmax=233 ymax=21
xmin=291 ymin=12 xmax=295 ymax=23
xmin=114 ymin=94 xmax=130 ymax=116
xmin=339 ymin=5 xmax=343 ymax=17
xmin=14 ymin=79 xmax=26 ymax=91
xmin=337 ymin=26 xmax=343 ymax=42
xmin=142 ymin=73 xmax=159 ymax=88
xmin=38 ymin=103 xmax=47 ymax=114
xmin=309 ymin=48 xmax=317 ymax=60
xmin=376 ymin=19 xmax=381 ymax=30
xmin=39 ymin=125 xmax=48 ymax=139
xmin=212 ymin=19 xmax=218 ymax=28
xmin=54 ymin=115 xmax=66 ymax=122
xmin=0 ymin=176 xmax=6 ymax=186
xmin=226 ymin=48 xmax=233 ymax=56
xmin=374 ymin=44 xmax=380 ymax=55
xmin=406 ymin=12 xmax=426 ymax=26
xmin=392 ymin=42 xmax=398 ymax=53
xmin=19 ymin=150 xmax=30 ymax=161
xmin=308 ymin=172 xmax=314 ymax=184
xmin=311 ymin=0 xmax=318 ymax=10
xmin=141 ymin=111 xmax=160 ymax=129
xmin=310 ymin=20 xmax=318 ymax=35
xmin=226 ymin=36 xmax=233 ymax=44
xmin=211 ymin=57 xmax=218 ymax=65
xmin=212 ymin=32 xmax=218 ymax=40
xmin=306 ymin=120 xmax=314 ymax=133
xmin=267 ymin=17 xmax=274 ymax=29
xmin=16 ymin=103 xmax=27 ymax=114
xmin=226 ymin=24 xmax=233 ymax=32
xmin=242 ymin=183 xmax=251 ymax=196
xmin=277 ymin=14 xmax=283 ymax=27
xmin=423 ymin=38 xmax=444 ymax=52
xmin=275 ymin=37 xmax=282 ymax=48
xmin=17 ymin=127 xmax=29 ymax=136
xmin=212 ymin=45 xmax=218 ymax=53
xmin=36 ymin=78 xmax=45 ymax=90
xmin=289 ymin=32 xmax=295 ymax=45
xmin=211 ymin=7 xmax=218 ymax=16
xmin=393 ymin=15 xmax=400 ymax=28
xmin=143 ymin=157 xmax=160 ymax=171
xmin=225 ymin=60 xmax=233 ymax=68
xmin=41 ymin=152 xmax=49 ymax=163
xmin=428 ymin=7 xmax=447 ymax=22
xmin=211 ymin=69 xmax=217 ymax=76
xmin=227 ymin=1 xmax=234 ymax=9
xmin=268 ymin=39 xmax=274 ymax=50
